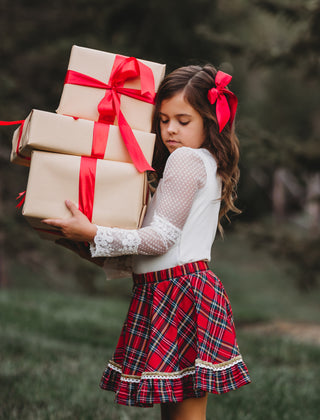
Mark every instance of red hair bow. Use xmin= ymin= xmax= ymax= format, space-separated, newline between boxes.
xmin=207 ymin=71 xmax=238 ymax=132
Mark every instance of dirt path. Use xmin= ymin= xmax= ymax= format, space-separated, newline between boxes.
xmin=240 ymin=320 xmax=320 ymax=346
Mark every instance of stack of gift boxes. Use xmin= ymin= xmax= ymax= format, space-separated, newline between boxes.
xmin=10 ymin=45 xmax=166 ymax=240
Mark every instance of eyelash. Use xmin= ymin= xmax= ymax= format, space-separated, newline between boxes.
xmin=160 ymin=120 xmax=189 ymax=126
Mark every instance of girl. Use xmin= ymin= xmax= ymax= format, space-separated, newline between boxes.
xmin=43 ymin=64 xmax=251 ymax=419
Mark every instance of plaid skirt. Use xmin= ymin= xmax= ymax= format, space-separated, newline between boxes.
xmin=100 ymin=261 xmax=251 ymax=407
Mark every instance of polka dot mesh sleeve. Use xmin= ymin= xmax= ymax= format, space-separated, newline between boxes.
xmin=90 ymin=148 xmax=207 ymax=257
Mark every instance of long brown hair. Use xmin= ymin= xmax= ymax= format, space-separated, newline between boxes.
xmin=151 ymin=64 xmax=241 ymax=234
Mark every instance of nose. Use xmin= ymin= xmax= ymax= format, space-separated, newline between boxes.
xmin=167 ymin=120 xmax=178 ymax=134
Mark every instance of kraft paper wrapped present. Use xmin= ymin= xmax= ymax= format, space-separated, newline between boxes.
xmin=22 ymin=150 xmax=149 ymax=240
xmin=56 ymin=45 xmax=166 ymax=133
xmin=10 ymin=109 xmax=155 ymax=168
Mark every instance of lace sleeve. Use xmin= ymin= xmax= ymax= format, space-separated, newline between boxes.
xmin=90 ymin=147 xmax=207 ymax=257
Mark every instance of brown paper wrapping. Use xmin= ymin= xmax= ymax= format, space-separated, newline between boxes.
xmin=10 ymin=109 xmax=155 ymax=167
xmin=56 ymin=45 xmax=166 ymax=132
xmin=22 ymin=151 xmax=148 ymax=240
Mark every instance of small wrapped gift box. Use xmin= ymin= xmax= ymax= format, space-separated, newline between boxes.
xmin=22 ymin=150 xmax=149 ymax=240
xmin=56 ymin=45 xmax=166 ymax=132
xmin=10 ymin=109 xmax=155 ymax=168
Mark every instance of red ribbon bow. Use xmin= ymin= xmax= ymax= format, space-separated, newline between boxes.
xmin=207 ymin=71 xmax=238 ymax=132
xmin=64 ymin=55 xmax=156 ymax=173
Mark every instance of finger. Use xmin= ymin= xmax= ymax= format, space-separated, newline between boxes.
xmin=42 ymin=218 xmax=64 ymax=228
xmin=65 ymin=200 xmax=82 ymax=216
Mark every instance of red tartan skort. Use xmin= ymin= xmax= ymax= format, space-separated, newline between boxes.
xmin=100 ymin=260 xmax=251 ymax=407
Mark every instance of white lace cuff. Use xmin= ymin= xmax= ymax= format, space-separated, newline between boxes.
xmin=150 ymin=213 xmax=181 ymax=249
xmin=90 ymin=225 xmax=142 ymax=258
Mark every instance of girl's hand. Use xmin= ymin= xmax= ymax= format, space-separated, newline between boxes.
xmin=42 ymin=200 xmax=97 ymax=242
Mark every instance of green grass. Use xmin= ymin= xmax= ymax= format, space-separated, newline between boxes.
xmin=1 ymin=233 xmax=320 ymax=419
xmin=1 ymin=289 xmax=319 ymax=420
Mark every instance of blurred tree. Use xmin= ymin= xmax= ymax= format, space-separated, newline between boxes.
xmin=0 ymin=0 xmax=250 ymax=289
xmin=0 ymin=0 xmax=319 ymax=290
xmin=238 ymin=0 xmax=320 ymax=289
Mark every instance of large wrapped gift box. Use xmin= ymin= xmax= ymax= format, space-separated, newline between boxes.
xmin=22 ymin=150 xmax=149 ymax=240
xmin=10 ymin=109 xmax=155 ymax=167
xmin=56 ymin=45 xmax=166 ymax=132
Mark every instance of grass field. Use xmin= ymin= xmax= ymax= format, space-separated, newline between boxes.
xmin=1 ymin=233 xmax=319 ymax=419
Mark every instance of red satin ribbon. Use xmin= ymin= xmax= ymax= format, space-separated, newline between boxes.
xmin=16 ymin=191 xmax=26 ymax=208
xmin=64 ymin=55 xmax=155 ymax=173
xmin=0 ymin=119 xmax=30 ymax=161
xmin=16 ymin=120 xmax=31 ymax=162
xmin=76 ymin=122 xmax=111 ymax=220
xmin=0 ymin=120 xmax=24 ymax=126
xmin=207 ymin=71 xmax=238 ymax=132
xmin=78 ymin=157 xmax=98 ymax=222
xmin=91 ymin=122 xmax=110 ymax=158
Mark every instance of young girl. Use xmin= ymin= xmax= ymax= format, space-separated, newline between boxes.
xmin=43 ymin=64 xmax=251 ymax=419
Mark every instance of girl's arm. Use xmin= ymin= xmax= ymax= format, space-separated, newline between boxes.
xmin=90 ymin=147 xmax=207 ymax=257
xmin=43 ymin=147 xmax=208 ymax=257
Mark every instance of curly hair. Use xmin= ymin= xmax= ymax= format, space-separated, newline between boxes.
xmin=151 ymin=64 xmax=241 ymax=234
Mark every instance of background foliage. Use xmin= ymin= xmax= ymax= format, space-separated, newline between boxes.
xmin=1 ymin=0 xmax=319 ymax=290
xmin=0 ymin=1 xmax=320 ymax=418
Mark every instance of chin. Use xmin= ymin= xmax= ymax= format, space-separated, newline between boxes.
xmin=166 ymin=143 xmax=181 ymax=153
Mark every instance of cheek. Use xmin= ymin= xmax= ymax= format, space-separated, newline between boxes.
xmin=191 ymin=124 xmax=203 ymax=139
xmin=194 ymin=125 xmax=205 ymax=147
xmin=198 ymin=122 xmax=205 ymax=140
xmin=160 ymin=124 xmax=166 ymax=139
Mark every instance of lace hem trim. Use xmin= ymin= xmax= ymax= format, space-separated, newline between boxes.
xmin=195 ymin=355 xmax=243 ymax=371
xmin=107 ymin=355 xmax=244 ymax=383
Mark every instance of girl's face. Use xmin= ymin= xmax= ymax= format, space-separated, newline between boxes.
xmin=159 ymin=91 xmax=205 ymax=153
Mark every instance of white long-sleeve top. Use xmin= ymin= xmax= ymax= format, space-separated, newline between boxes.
xmin=90 ymin=147 xmax=222 ymax=274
